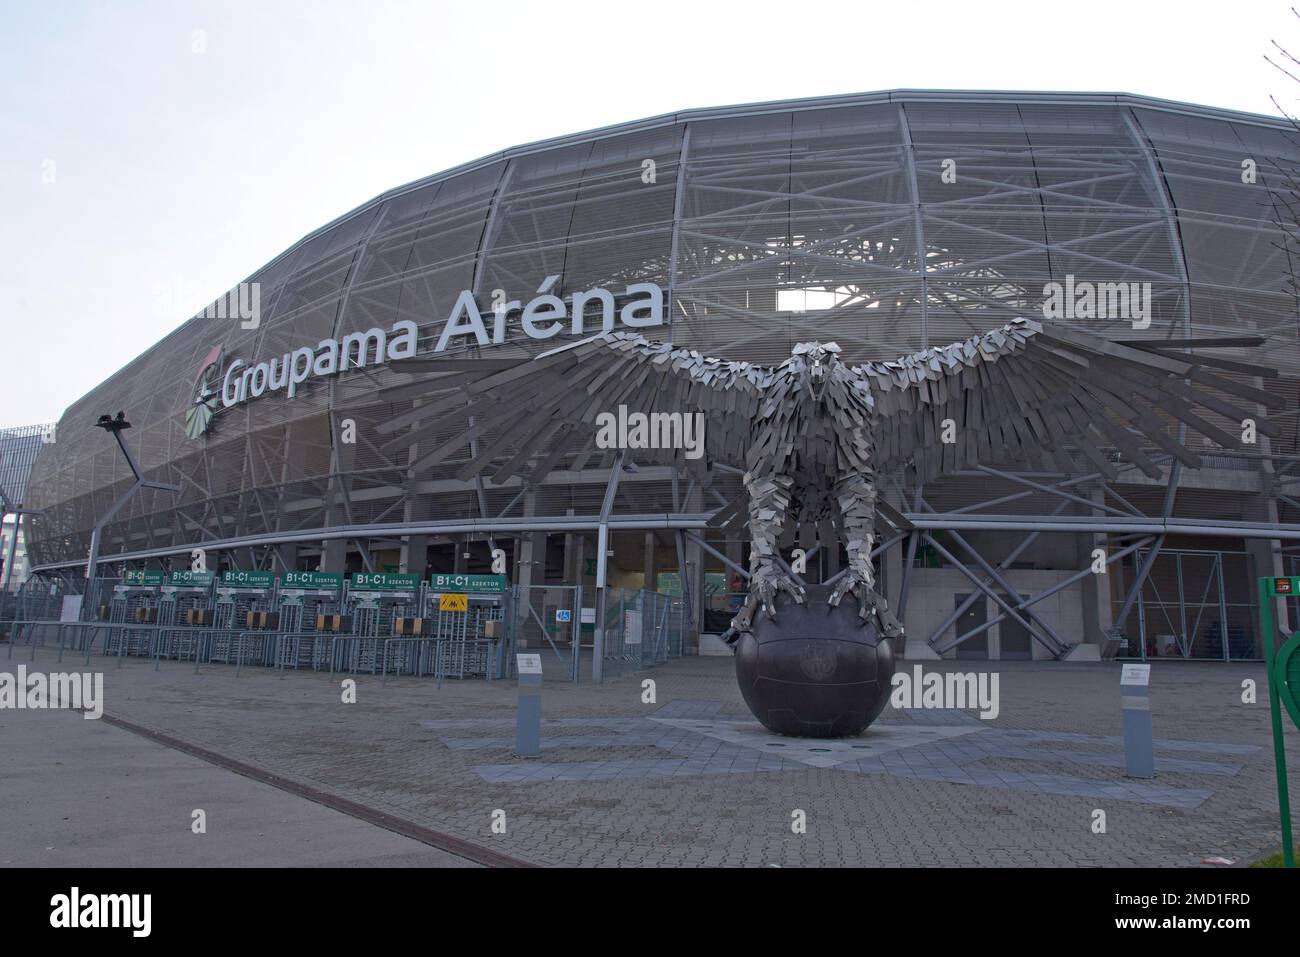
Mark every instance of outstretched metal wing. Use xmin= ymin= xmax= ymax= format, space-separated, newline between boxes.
xmin=376 ymin=333 xmax=773 ymax=484
xmin=856 ymin=317 xmax=1282 ymax=483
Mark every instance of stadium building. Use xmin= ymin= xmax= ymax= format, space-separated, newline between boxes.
xmin=20 ymin=90 xmax=1300 ymax=664
xmin=0 ymin=423 xmax=53 ymax=593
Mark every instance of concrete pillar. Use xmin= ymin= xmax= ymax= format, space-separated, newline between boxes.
xmin=817 ymin=518 xmax=839 ymax=582
xmin=881 ymin=492 xmax=903 ymax=610
xmin=273 ymin=544 xmax=299 ymax=573
xmin=563 ymin=509 xmax=577 ymax=586
xmin=574 ymin=534 xmax=587 ymax=592
xmin=684 ymin=486 xmax=704 ymax=648
xmin=516 ymin=491 xmax=538 ymax=590
xmin=1076 ymin=486 xmax=1112 ymax=647
xmin=643 ymin=531 xmax=656 ymax=591
xmin=725 ymin=536 xmax=743 ymax=600
xmin=401 ymin=535 xmax=429 ymax=577
xmin=1246 ymin=496 xmax=1287 ymax=657
xmin=514 ymin=492 xmax=539 ymax=643
xmin=1251 ymin=422 xmax=1290 ymax=650
xmin=320 ymin=539 xmax=347 ymax=573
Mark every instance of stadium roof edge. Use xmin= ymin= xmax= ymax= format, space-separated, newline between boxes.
xmin=234 ymin=89 xmax=1300 ymax=297
xmin=79 ymin=89 xmax=1297 ymax=415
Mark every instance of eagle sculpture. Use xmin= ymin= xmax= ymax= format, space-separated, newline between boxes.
xmin=376 ymin=318 xmax=1277 ymax=639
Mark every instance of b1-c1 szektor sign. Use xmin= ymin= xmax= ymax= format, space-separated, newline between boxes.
xmin=185 ymin=278 xmax=664 ymax=438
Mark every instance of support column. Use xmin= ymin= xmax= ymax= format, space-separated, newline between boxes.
xmin=516 ymin=491 xmax=538 ymax=591
xmin=725 ymin=536 xmax=744 ymax=600
xmin=643 ymin=531 xmax=656 ymax=591
xmin=320 ymin=539 xmax=347 ymax=573
xmin=401 ymin=535 xmax=429 ymax=577
xmin=683 ymin=484 xmax=704 ymax=649
xmin=882 ymin=488 xmax=904 ymax=625
xmin=592 ymin=456 xmax=624 ymax=682
xmin=563 ymin=509 xmax=577 ymax=586
xmin=814 ymin=518 xmax=835 ymax=583
xmin=1247 ymin=497 xmax=1288 ymax=656
xmin=272 ymin=543 xmax=298 ymax=573
xmin=897 ymin=103 xmax=929 ymax=349
xmin=1077 ymin=486 xmax=1113 ymax=647
xmin=514 ymin=491 xmax=538 ymax=649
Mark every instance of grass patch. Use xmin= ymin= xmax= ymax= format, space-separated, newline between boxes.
xmin=1250 ymin=851 xmax=1291 ymax=868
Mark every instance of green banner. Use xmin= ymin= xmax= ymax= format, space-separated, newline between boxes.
xmin=350 ymin=571 xmax=419 ymax=591
xmin=281 ymin=571 xmax=342 ymax=590
xmin=121 ymin=570 xmax=164 ymax=586
xmin=429 ymin=573 xmax=507 ymax=594
xmin=167 ymin=569 xmax=214 ymax=586
xmin=221 ymin=570 xmax=277 ymax=588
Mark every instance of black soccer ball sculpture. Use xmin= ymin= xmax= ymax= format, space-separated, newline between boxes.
xmin=732 ymin=583 xmax=895 ymax=738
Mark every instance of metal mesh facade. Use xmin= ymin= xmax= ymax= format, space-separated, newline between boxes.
xmin=22 ymin=90 xmax=1300 ymax=572
xmin=0 ymin=424 xmax=52 ymax=509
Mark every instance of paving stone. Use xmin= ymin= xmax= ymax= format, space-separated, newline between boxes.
xmin=22 ymin=648 xmax=1294 ymax=867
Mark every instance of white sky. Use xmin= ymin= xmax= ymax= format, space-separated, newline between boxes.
xmin=1 ymin=0 xmax=1295 ymax=429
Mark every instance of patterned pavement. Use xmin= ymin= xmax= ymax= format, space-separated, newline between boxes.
xmin=3 ymin=646 xmax=1294 ymax=866
xmin=422 ymin=701 xmax=1255 ymax=808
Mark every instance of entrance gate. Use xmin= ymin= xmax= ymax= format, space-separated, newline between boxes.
xmin=597 ymin=588 xmax=686 ymax=679
xmin=508 ymin=584 xmax=581 ymax=682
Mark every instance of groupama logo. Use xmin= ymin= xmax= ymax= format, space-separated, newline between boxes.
xmin=184 ymin=344 xmax=224 ymax=439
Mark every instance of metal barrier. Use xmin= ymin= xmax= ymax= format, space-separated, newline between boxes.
xmin=272 ymin=632 xmax=333 ymax=671
xmin=330 ymin=635 xmax=381 ymax=675
xmin=381 ymin=637 xmax=502 ymax=685
xmin=381 ymin=637 xmax=440 ymax=684
xmin=435 ymin=639 xmax=500 ymax=686
xmin=5 ymin=620 xmax=243 ymax=669
xmin=7 ymin=618 xmax=506 ymax=688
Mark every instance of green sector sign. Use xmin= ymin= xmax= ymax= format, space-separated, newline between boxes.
xmin=168 ymin=570 xmax=214 ymax=586
xmin=429 ymin=573 xmax=507 ymax=594
xmin=221 ymin=570 xmax=277 ymax=588
xmin=350 ymin=572 xmax=419 ymax=591
xmin=281 ymin=571 xmax=342 ymax=590
xmin=121 ymin=570 xmax=164 ymax=586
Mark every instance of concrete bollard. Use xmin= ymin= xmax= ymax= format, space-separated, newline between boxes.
xmin=515 ymin=653 xmax=543 ymax=757
xmin=1120 ymin=662 xmax=1154 ymax=778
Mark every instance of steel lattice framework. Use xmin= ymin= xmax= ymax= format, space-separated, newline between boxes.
xmin=21 ymin=90 xmax=1300 ymax=656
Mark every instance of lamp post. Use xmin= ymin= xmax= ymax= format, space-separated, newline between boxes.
xmin=82 ymin=412 xmax=180 ymax=617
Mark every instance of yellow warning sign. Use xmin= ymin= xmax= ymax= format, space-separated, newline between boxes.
xmin=439 ymin=593 xmax=468 ymax=612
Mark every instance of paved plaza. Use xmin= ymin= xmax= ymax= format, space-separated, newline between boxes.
xmin=1 ymin=645 xmax=1294 ymax=867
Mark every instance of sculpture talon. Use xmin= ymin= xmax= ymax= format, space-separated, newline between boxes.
xmin=732 ymin=562 xmax=805 ymax=632
xmin=827 ymin=570 xmax=905 ymax=640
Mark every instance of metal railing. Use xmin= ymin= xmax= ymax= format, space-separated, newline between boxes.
xmin=5 ymin=618 xmax=510 ymax=688
xmin=380 ymin=637 xmax=502 ymax=685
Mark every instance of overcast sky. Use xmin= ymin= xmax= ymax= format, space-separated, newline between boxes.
xmin=1 ymin=0 xmax=1295 ymax=429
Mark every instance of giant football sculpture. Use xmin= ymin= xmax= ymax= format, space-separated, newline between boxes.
xmin=380 ymin=318 xmax=1277 ymax=737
